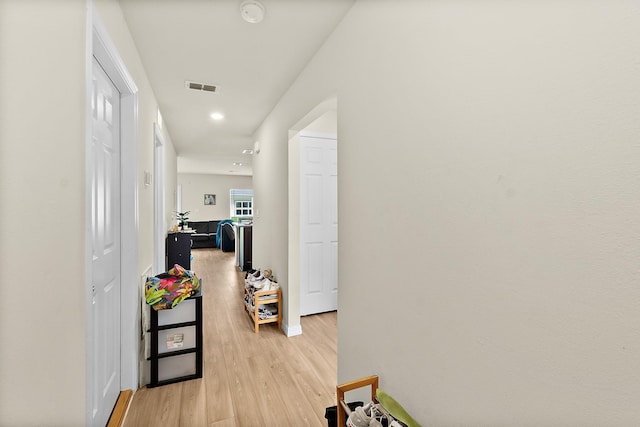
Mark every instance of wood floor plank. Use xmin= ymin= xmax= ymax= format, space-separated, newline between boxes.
xmin=124 ymin=248 xmax=337 ymax=426
xmin=210 ymin=418 xmax=238 ymax=427
xmin=179 ymin=378 xmax=207 ymax=427
xmin=124 ymin=383 xmax=183 ymax=427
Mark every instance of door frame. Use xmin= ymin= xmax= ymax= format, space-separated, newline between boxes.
xmin=154 ymin=123 xmax=165 ymax=275
xmin=86 ymin=7 xmax=139 ymax=425
xmin=286 ymin=97 xmax=337 ymax=337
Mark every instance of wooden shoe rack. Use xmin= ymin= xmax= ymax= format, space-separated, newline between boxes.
xmin=244 ymin=287 xmax=282 ymax=333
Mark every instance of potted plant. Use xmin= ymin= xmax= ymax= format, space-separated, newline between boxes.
xmin=176 ymin=211 xmax=190 ymax=230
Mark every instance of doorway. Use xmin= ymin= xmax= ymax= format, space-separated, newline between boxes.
xmin=154 ymin=123 xmax=165 ymax=274
xmin=88 ymin=13 xmax=139 ymax=426
xmin=90 ymin=55 xmax=122 ymax=427
xmin=287 ymin=101 xmax=338 ymax=335
xmin=298 ymin=132 xmax=338 ymax=316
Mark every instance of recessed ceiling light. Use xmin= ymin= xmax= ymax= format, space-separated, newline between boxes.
xmin=240 ymin=0 xmax=265 ymax=24
xmin=242 ymin=149 xmax=254 ymax=154
xmin=233 ymin=162 xmax=243 ymax=166
xmin=210 ymin=112 xmax=224 ymax=120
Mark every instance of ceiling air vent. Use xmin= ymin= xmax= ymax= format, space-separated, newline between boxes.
xmin=185 ymin=80 xmax=218 ymax=93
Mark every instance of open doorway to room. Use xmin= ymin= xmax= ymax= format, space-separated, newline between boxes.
xmin=288 ymin=99 xmax=338 ymax=335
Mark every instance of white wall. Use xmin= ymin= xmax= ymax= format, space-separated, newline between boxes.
xmin=0 ymin=0 xmax=178 ymax=423
xmin=254 ymin=1 xmax=640 ymax=424
xmin=303 ymin=110 xmax=337 ymax=134
xmin=178 ymin=173 xmax=252 ymax=222
xmin=0 ymin=1 xmax=87 ymax=424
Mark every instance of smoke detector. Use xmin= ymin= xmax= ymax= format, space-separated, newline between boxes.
xmin=240 ymin=1 xmax=265 ymax=24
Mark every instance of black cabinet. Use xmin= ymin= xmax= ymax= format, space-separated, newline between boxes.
xmin=148 ymin=293 xmax=203 ymax=388
xmin=166 ymin=232 xmax=191 ymax=270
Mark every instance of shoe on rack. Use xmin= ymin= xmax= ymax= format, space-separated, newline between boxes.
xmin=248 ymin=274 xmax=265 ymax=284
xmin=252 ymin=278 xmax=269 ymax=290
xmin=262 ymin=279 xmax=273 ymax=291
xmin=347 ymin=403 xmax=373 ymax=427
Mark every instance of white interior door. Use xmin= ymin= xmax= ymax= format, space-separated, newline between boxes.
xmin=300 ymin=134 xmax=338 ymax=316
xmin=91 ymin=57 xmax=121 ymax=426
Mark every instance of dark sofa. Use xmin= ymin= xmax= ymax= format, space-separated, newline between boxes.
xmin=188 ymin=220 xmax=220 ymax=248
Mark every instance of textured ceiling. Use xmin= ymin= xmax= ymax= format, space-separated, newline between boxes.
xmin=119 ymin=0 xmax=354 ymax=175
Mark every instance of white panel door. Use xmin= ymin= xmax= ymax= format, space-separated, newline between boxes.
xmin=300 ymin=134 xmax=338 ymax=316
xmin=91 ymin=57 xmax=121 ymax=427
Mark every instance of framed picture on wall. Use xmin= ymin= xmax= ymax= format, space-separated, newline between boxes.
xmin=204 ymin=194 xmax=216 ymax=205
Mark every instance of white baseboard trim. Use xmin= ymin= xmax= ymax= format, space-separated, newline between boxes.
xmin=284 ymin=323 xmax=302 ymax=337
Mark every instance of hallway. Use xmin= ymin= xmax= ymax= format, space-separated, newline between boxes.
xmin=124 ymin=249 xmax=337 ymax=426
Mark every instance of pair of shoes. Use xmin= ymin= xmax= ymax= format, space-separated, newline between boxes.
xmin=245 ymin=270 xmax=263 ymax=281
xmin=245 ymin=271 xmax=265 ymax=289
xmin=347 ymin=403 xmax=370 ymax=427
xmin=256 ymin=278 xmax=280 ymax=291
xmin=248 ymin=274 xmax=265 ymax=284
xmin=348 ymin=402 xmax=397 ymax=427
xmin=252 ymin=277 xmax=270 ymax=290
xmin=347 ymin=403 xmax=384 ymax=427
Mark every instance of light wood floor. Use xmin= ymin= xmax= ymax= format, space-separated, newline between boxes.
xmin=124 ymin=248 xmax=338 ymax=427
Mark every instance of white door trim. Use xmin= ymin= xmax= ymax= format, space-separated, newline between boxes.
xmin=154 ymin=123 xmax=165 ymax=274
xmin=286 ymin=97 xmax=337 ymax=336
xmin=86 ymin=5 xmax=139 ymax=425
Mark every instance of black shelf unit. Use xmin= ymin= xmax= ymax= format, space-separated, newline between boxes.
xmin=238 ymin=225 xmax=252 ymax=271
xmin=166 ymin=232 xmax=191 ymax=270
xmin=148 ymin=293 xmax=203 ymax=388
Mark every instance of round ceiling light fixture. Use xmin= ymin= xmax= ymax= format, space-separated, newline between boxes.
xmin=240 ymin=0 xmax=265 ymax=24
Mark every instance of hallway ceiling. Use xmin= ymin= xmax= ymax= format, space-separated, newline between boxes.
xmin=119 ymin=0 xmax=354 ymax=176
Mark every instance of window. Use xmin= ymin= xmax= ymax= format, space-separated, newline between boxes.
xmin=234 ymin=200 xmax=252 ymax=216
xmin=229 ymin=189 xmax=253 ymax=218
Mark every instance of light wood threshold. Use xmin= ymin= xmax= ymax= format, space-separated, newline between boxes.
xmin=107 ymin=389 xmax=133 ymax=427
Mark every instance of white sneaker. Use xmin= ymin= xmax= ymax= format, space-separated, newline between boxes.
xmin=347 ymin=403 xmax=373 ymax=427
xmin=253 ymin=278 xmax=269 ymax=290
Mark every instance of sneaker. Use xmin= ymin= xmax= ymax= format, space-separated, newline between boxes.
xmin=248 ymin=274 xmax=265 ymax=284
xmin=370 ymin=404 xmax=392 ymax=427
xmin=252 ymin=277 xmax=269 ymax=290
xmin=347 ymin=403 xmax=373 ymax=427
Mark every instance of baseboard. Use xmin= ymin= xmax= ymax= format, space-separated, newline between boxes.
xmin=284 ymin=323 xmax=302 ymax=337
xmin=107 ymin=389 xmax=134 ymax=427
